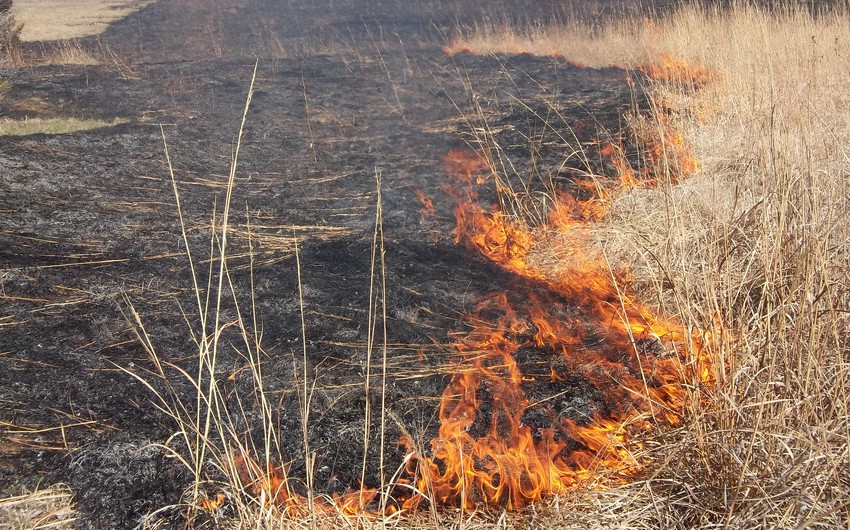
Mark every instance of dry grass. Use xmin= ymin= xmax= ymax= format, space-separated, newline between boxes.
xmin=606 ymin=9 xmax=850 ymax=525
xmin=0 ymin=116 xmax=129 ymax=136
xmin=0 ymin=1 xmax=22 ymax=64
xmin=444 ymin=18 xmax=648 ymax=69
xmin=0 ymin=485 xmax=76 ymax=530
xmin=11 ymin=0 xmax=155 ymax=42
xmin=40 ymin=40 xmax=100 ymax=65
xmin=449 ymin=2 xmax=850 ymax=529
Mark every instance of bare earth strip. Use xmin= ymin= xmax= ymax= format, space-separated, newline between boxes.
xmin=12 ymin=0 xmax=156 ymax=42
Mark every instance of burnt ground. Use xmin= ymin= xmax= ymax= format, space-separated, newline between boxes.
xmin=1 ymin=0 xmax=653 ymax=527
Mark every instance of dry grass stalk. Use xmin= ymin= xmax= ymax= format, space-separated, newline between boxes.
xmin=0 ymin=485 xmax=76 ymax=530
xmin=42 ymin=40 xmax=100 ymax=65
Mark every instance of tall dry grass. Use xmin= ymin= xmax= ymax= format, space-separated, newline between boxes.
xmin=130 ymin=67 xmax=406 ymax=530
xmin=0 ymin=0 xmax=22 ymax=64
xmin=611 ymin=7 xmax=850 ymax=527
xmin=449 ymin=2 xmax=850 ymax=528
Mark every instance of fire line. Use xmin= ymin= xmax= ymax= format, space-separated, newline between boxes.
xmin=222 ymin=117 xmax=714 ymax=517
xmin=396 ymin=148 xmax=715 ymax=511
xmin=225 ymin=144 xmax=715 ymax=518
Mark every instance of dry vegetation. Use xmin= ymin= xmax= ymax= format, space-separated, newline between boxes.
xmin=448 ymin=2 xmax=850 ymax=529
xmin=0 ymin=116 xmax=130 ymax=136
xmin=0 ymin=485 xmax=76 ymax=530
xmin=11 ymin=0 xmax=155 ymax=42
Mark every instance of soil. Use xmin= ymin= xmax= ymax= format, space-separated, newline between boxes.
xmin=1 ymin=0 xmax=658 ymax=527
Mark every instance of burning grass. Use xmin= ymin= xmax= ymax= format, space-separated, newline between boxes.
xmin=443 ymin=1 xmax=850 ymax=528
xmin=112 ymin=2 xmax=849 ymax=529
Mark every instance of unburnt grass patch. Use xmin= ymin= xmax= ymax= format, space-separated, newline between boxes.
xmin=0 ymin=485 xmax=76 ymax=530
xmin=11 ymin=0 xmax=156 ymax=42
xmin=0 ymin=116 xmax=129 ymax=135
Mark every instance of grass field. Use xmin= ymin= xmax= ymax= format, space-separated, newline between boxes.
xmin=11 ymin=0 xmax=154 ymax=41
xmin=3 ymin=1 xmax=848 ymax=528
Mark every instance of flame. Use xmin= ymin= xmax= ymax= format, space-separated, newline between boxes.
xmin=441 ymin=149 xmax=536 ymax=278
xmin=233 ymin=455 xmax=303 ymax=515
xmin=397 ymin=148 xmax=716 ymax=510
xmin=415 ymin=188 xmax=442 ymax=242
xmin=600 ymin=142 xmax=641 ymax=188
xmin=400 ymin=293 xmax=645 ymax=511
xmin=198 ymin=492 xmax=227 ymax=513
xmin=600 ymin=117 xmax=702 ymax=189
xmin=414 ymin=189 xmax=436 ymax=219
xmin=640 ymin=53 xmax=715 ymax=87
xmin=443 ymin=38 xmax=475 ymax=56
xmin=232 ymin=453 xmax=393 ymax=518
xmin=645 ymin=115 xmax=702 ymax=179
xmin=225 ymin=146 xmax=716 ymax=516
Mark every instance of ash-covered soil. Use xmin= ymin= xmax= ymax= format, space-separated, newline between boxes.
xmin=1 ymin=0 xmax=650 ymax=527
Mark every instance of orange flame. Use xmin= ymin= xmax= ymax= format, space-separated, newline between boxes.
xmin=198 ymin=492 xmax=227 ymax=513
xmin=600 ymin=118 xmax=702 ymax=189
xmin=396 ymin=149 xmax=716 ymax=510
xmin=600 ymin=142 xmax=642 ymax=188
xmin=232 ymin=454 xmax=394 ymax=518
xmin=233 ymin=455 xmax=303 ymax=515
xmin=227 ymin=137 xmax=714 ymax=516
xmin=640 ymin=53 xmax=715 ymax=87
xmin=645 ymin=115 xmax=702 ymax=179
xmin=415 ymin=189 xmax=436 ymax=218
xmin=400 ymin=293 xmax=645 ymax=510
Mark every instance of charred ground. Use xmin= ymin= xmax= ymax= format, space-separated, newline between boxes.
xmin=1 ymin=0 xmax=652 ymax=527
